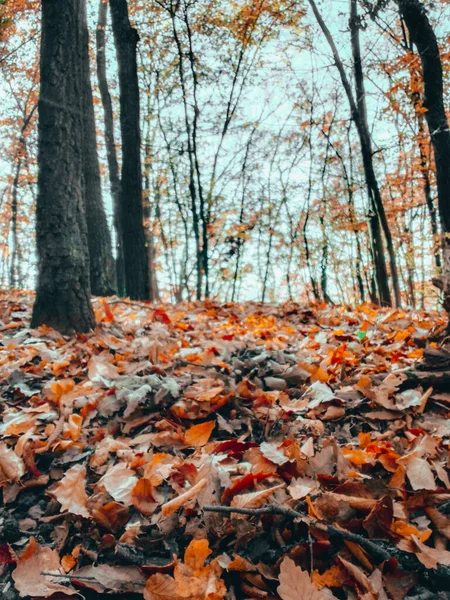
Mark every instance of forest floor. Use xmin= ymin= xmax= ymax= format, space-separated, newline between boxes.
xmin=1 ymin=291 xmax=450 ymax=600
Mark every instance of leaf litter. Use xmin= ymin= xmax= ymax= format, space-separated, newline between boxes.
xmin=1 ymin=291 xmax=450 ymax=599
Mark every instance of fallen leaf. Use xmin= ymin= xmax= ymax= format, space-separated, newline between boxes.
xmin=0 ymin=442 xmax=25 ymax=482
xmin=145 ymin=573 xmax=183 ymax=600
xmin=12 ymin=537 xmax=78 ymax=597
xmin=277 ymin=556 xmax=325 ymax=600
xmin=53 ymin=464 xmax=89 ymax=517
xmin=184 ymin=421 xmax=216 ymax=447
xmin=161 ymin=478 xmax=208 ymax=516
xmin=231 ymin=484 xmax=284 ymax=509
xmin=99 ymin=462 xmax=138 ymax=505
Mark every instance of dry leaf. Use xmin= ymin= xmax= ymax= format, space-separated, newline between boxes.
xmin=12 ymin=537 xmax=78 ymax=597
xmin=99 ymin=462 xmax=138 ymax=505
xmin=260 ymin=442 xmax=289 ymax=465
xmin=231 ymin=484 xmax=284 ymax=509
xmin=173 ymin=538 xmax=226 ymax=600
xmin=288 ymin=477 xmax=318 ymax=500
xmin=397 ymin=454 xmax=436 ymax=491
xmin=161 ymin=478 xmax=208 ymax=516
xmin=0 ymin=442 xmax=25 ymax=482
xmin=53 ymin=463 xmax=89 ymax=517
xmin=424 ymin=507 xmax=450 ymax=540
xmin=277 ymin=557 xmax=325 ymax=600
xmin=145 ymin=573 xmax=183 ymax=600
xmin=72 ymin=564 xmax=147 ymax=593
xmin=185 ymin=421 xmax=216 ymax=447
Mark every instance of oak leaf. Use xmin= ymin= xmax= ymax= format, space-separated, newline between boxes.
xmin=173 ymin=538 xmax=226 ymax=600
xmin=277 ymin=557 xmax=325 ymax=600
xmin=145 ymin=573 xmax=183 ymax=600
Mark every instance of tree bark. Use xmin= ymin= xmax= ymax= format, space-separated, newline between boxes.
xmin=110 ymin=0 xmax=150 ymax=300
xmin=96 ymin=0 xmax=126 ymax=296
xmin=31 ymin=0 xmax=95 ymax=334
xmin=395 ymin=0 xmax=450 ymax=310
xmin=80 ymin=0 xmax=116 ymax=297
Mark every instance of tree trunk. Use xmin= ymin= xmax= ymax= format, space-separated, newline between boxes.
xmin=110 ymin=0 xmax=149 ymax=300
xmin=31 ymin=0 xmax=95 ymax=334
xmin=80 ymin=0 xmax=116 ymax=297
xmin=96 ymin=0 xmax=126 ymax=296
xmin=308 ymin=0 xmax=392 ymax=306
xmin=396 ymin=0 xmax=450 ymax=311
xmin=349 ymin=0 xmax=400 ymax=307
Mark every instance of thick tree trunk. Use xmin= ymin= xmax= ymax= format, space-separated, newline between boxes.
xmin=96 ymin=0 xmax=126 ymax=296
xmin=109 ymin=0 xmax=149 ymax=300
xmin=80 ymin=0 xmax=116 ymax=297
xmin=31 ymin=0 xmax=95 ymax=334
xmin=396 ymin=0 xmax=450 ymax=310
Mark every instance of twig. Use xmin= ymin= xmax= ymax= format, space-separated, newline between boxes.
xmin=203 ymin=504 xmax=391 ymax=562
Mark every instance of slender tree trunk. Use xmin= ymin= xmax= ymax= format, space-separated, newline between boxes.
xmin=96 ymin=0 xmax=126 ymax=296
xmin=31 ymin=0 xmax=95 ymax=334
xmin=10 ymin=156 xmax=22 ymax=289
xmin=308 ymin=0 xmax=392 ymax=306
xmin=349 ymin=0 xmax=400 ymax=307
xmin=396 ymin=0 xmax=450 ymax=317
xmin=110 ymin=0 xmax=149 ymax=300
xmin=80 ymin=0 xmax=115 ymax=297
xmin=417 ymin=113 xmax=441 ymax=270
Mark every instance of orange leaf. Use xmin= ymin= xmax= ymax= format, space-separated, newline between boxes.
xmin=184 ymin=421 xmax=215 ymax=447
xmin=67 ymin=414 xmax=83 ymax=441
xmin=132 ymin=478 xmax=157 ymax=515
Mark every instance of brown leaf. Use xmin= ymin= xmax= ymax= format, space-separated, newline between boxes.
xmin=277 ymin=557 xmax=325 ymax=600
xmin=173 ymin=538 xmax=226 ymax=599
xmin=425 ymin=507 xmax=450 ymax=539
xmin=145 ymin=573 xmax=183 ymax=600
xmin=53 ymin=464 xmax=89 ymax=517
xmin=0 ymin=442 xmax=25 ymax=483
xmin=72 ymin=564 xmax=147 ymax=593
xmin=397 ymin=454 xmax=436 ymax=491
xmin=12 ymin=537 xmax=78 ymax=597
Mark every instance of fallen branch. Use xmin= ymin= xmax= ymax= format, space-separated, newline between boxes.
xmin=203 ymin=504 xmax=390 ymax=562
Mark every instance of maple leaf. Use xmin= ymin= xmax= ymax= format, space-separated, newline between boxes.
xmin=288 ymin=477 xmax=318 ymax=500
xmin=277 ymin=557 xmax=325 ymax=600
xmin=53 ymin=463 xmax=89 ymax=517
xmin=12 ymin=537 xmax=78 ymax=597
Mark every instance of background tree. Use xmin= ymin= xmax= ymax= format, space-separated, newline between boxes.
xmin=110 ymin=0 xmax=150 ymax=300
